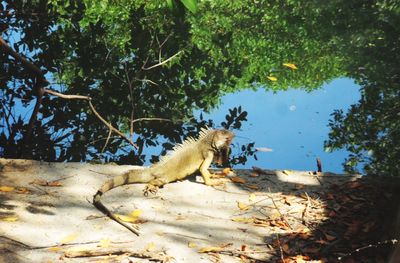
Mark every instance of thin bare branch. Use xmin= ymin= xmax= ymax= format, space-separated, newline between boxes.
xmin=44 ymin=89 xmax=138 ymax=149
xmin=142 ymin=50 xmax=183 ymax=70
xmin=134 ymin=78 xmax=159 ymax=86
xmin=131 ymin=118 xmax=172 ymax=125
xmin=101 ymin=127 xmax=113 ymax=153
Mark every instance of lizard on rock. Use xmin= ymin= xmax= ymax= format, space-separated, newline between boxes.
xmin=93 ymin=128 xmax=234 ymax=235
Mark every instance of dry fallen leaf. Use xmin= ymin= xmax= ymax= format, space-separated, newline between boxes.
xmin=248 ymin=193 xmax=256 ymax=202
xmin=231 ymin=217 xmax=254 ymax=223
xmin=98 ymin=238 xmax=111 ymax=248
xmin=16 ymin=187 xmax=30 ymax=194
xmin=115 ymin=209 xmax=142 ymax=223
xmin=1 ymin=216 xmax=18 ymax=222
xmin=0 ymin=186 xmax=15 ymax=192
xmin=324 ymin=233 xmax=337 ymax=241
xmin=31 ymin=180 xmax=62 ymax=187
xmin=295 ymin=184 xmax=305 ymax=190
xmin=349 ymin=181 xmax=362 ymax=189
xmin=198 ymin=246 xmax=225 ymax=253
xmin=237 ymin=201 xmax=249 ymax=211
xmin=198 ymin=247 xmax=222 ymax=253
xmin=188 ymin=242 xmax=197 ymax=248
xmin=230 ymin=176 xmax=247 ymax=184
xmin=60 ymin=233 xmax=79 ymax=244
xmin=146 ymin=242 xmax=156 ymax=252
xmin=47 ymin=247 xmax=62 ymax=252
xmin=245 ymin=184 xmax=259 ymax=190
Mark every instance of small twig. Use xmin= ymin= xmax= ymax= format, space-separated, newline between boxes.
xmin=204 ymin=248 xmax=272 ymax=262
xmin=267 ymin=188 xmax=293 ymax=230
xmin=142 ymin=50 xmax=183 ymax=70
xmin=337 ymin=239 xmax=398 ymax=261
xmin=134 ymin=78 xmax=159 ymax=86
xmin=276 ymin=234 xmax=286 ymax=263
xmin=131 ymin=118 xmax=172 ymax=124
xmin=101 ymin=128 xmax=113 ymax=153
xmin=301 ymin=192 xmax=311 ymax=224
xmin=64 ymin=248 xmax=168 ymax=262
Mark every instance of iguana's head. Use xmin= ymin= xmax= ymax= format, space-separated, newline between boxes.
xmin=212 ymin=129 xmax=235 ymax=149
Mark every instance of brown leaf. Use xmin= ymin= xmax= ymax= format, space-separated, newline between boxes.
xmin=249 ymin=172 xmax=259 ymax=177
xmin=324 ymin=233 xmax=337 ymax=241
xmin=362 ymin=221 xmax=376 ymax=232
xmin=31 ymin=180 xmax=62 ymax=187
xmin=230 ymin=176 xmax=247 ymax=184
xmin=245 ymin=184 xmax=259 ymax=190
xmin=349 ymin=181 xmax=362 ymax=189
xmin=16 ymin=187 xmax=30 ymax=194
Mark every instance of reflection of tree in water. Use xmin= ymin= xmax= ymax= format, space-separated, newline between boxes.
xmin=0 ymin=1 xmax=399 ymax=174
xmin=323 ymin=1 xmax=400 ymax=176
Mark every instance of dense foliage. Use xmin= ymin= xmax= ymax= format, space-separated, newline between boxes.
xmin=1 ymin=0 xmax=399 ymax=174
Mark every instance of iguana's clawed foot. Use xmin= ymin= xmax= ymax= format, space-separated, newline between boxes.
xmin=205 ymin=179 xmax=224 ymax=186
xmin=143 ymin=184 xmax=159 ymax=196
xmin=210 ymin=173 xmax=226 ymax=179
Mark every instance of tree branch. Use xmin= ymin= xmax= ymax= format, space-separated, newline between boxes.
xmin=142 ymin=50 xmax=183 ymax=70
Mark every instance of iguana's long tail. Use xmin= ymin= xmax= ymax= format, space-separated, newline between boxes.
xmin=93 ymin=169 xmax=153 ymax=236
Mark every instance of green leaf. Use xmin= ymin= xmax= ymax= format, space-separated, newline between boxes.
xmin=180 ymin=0 xmax=198 ymax=13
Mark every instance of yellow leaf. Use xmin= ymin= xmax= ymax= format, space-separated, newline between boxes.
xmin=231 ymin=217 xmax=254 ymax=223
xmin=283 ymin=63 xmax=298 ymax=70
xmin=60 ymin=233 xmax=79 ymax=244
xmin=237 ymin=201 xmax=249 ymax=211
xmin=249 ymin=193 xmax=256 ymax=202
xmin=0 ymin=186 xmax=15 ymax=192
xmin=98 ymin=238 xmax=111 ymax=248
xmin=130 ymin=209 xmax=142 ymax=218
xmin=146 ymin=242 xmax=156 ymax=252
xmin=198 ymin=246 xmax=223 ymax=253
xmin=48 ymin=247 xmax=62 ymax=252
xmin=188 ymin=242 xmax=197 ymax=248
xmin=267 ymin=76 xmax=277 ymax=81
xmin=1 ymin=216 xmax=18 ymax=222
xmin=115 ymin=209 xmax=142 ymax=223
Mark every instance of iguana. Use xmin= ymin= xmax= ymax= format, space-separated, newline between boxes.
xmin=93 ymin=128 xmax=234 ymax=235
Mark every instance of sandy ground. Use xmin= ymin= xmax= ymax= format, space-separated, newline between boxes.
xmin=0 ymin=158 xmax=363 ymax=262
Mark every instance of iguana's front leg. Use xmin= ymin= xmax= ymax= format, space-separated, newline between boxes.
xmin=200 ymin=152 xmax=223 ymax=186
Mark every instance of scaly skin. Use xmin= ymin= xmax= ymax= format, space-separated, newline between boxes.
xmin=93 ymin=128 xmax=234 ymax=235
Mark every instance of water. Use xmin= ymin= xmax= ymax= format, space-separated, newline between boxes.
xmin=201 ymin=78 xmax=361 ymax=173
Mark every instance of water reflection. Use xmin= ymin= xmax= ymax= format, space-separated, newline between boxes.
xmin=201 ymin=78 xmax=361 ymax=173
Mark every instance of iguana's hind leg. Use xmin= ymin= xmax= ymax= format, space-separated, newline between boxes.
xmin=143 ymin=178 xmax=167 ymax=196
